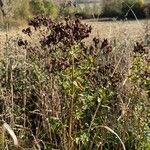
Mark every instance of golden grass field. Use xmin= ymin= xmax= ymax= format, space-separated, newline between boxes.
xmin=0 ymin=19 xmax=149 ymax=45
xmin=0 ymin=19 xmax=149 ymax=61
xmin=86 ymin=19 xmax=149 ymax=41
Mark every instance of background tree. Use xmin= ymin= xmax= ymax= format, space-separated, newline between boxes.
xmin=0 ymin=0 xmax=6 ymax=16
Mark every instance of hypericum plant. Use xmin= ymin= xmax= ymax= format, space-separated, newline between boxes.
xmin=17 ymin=16 xmax=93 ymax=149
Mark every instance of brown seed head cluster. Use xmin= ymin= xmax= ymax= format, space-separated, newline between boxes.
xmin=22 ymin=16 xmax=92 ymax=49
xmin=134 ymin=42 xmax=148 ymax=54
xmin=18 ymin=16 xmax=92 ymax=73
xmin=86 ymin=64 xmax=123 ymax=90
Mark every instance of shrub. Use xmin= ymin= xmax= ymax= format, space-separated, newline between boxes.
xmin=101 ymin=0 xmax=122 ymax=18
xmin=92 ymin=3 xmax=102 ymax=18
xmin=62 ymin=5 xmax=76 ymax=17
xmin=143 ymin=3 xmax=150 ymax=18
xmin=59 ymin=2 xmax=101 ymax=19
xmin=75 ymin=4 xmax=101 ymax=19
xmin=43 ymin=0 xmax=59 ymax=19
xmin=122 ymin=0 xmax=145 ymax=19
xmin=29 ymin=0 xmax=45 ymax=15
xmin=59 ymin=1 xmax=77 ymax=17
xmin=76 ymin=4 xmax=92 ymax=19
xmin=29 ymin=0 xmax=59 ymax=19
xmin=14 ymin=0 xmax=31 ymax=19
xmin=101 ymin=0 xmax=146 ymax=19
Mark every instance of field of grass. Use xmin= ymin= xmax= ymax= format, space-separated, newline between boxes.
xmin=0 ymin=18 xmax=149 ymax=150
xmin=0 ymin=19 xmax=149 ymax=47
xmin=86 ymin=20 xmax=148 ymax=40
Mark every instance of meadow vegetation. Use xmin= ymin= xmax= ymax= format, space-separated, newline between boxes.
xmin=0 ymin=0 xmax=150 ymax=150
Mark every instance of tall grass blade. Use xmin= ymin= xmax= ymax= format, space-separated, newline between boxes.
xmin=100 ymin=125 xmax=126 ymax=150
xmin=3 ymin=122 xmax=18 ymax=147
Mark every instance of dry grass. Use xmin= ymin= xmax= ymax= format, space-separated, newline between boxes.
xmin=85 ymin=19 xmax=149 ymax=41
xmin=0 ymin=19 xmax=149 ymax=46
xmin=1 ymin=19 xmax=148 ymax=54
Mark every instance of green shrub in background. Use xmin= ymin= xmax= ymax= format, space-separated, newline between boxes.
xmin=101 ymin=0 xmax=122 ymax=18
xmin=62 ymin=5 xmax=77 ymax=17
xmin=101 ymin=0 xmax=147 ymax=19
xmin=59 ymin=2 xmax=101 ymax=19
xmin=0 ymin=0 xmax=31 ymax=28
xmin=29 ymin=0 xmax=45 ymax=15
xmin=0 ymin=0 xmax=148 ymax=21
xmin=92 ymin=4 xmax=102 ymax=18
xmin=14 ymin=0 xmax=30 ymax=19
xmin=29 ymin=0 xmax=58 ymax=19
xmin=122 ymin=0 xmax=145 ymax=19
xmin=75 ymin=4 xmax=101 ymax=19
xmin=43 ymin=0 xmax=59 ymax=19
xmin=58 ymin=2 xmax=77 ymax=18
xmin=76 ymin=4 xmax=93 ymax=19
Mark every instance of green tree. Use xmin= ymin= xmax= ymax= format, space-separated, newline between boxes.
xmin=30 ymin=0 xmax=45 ymax=15
xmin=30 ymin=0 xmax=58 ymax=19
xmin=101 ymin=0 xmax=122 ymax=17
xmin=43 ymin=0 xmax=59 ymax=19
xmin=14 ymin=0 xmax=30 ymax=19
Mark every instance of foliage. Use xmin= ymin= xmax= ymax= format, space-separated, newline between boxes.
xmin=29 ymin=0 xmax=45 ymax=15
xmin=0 ymin=0 xmax=149 ymax=21
xmin=27 ymin=0 xmax=59 ymax=19
xmin=0 ymin=16 xmax=149 ymax=149
xmin=58 ymin=2 xmax=102 ymax=19
xmin=14 ymin=0 xmax=30 ymax=19
xmin=122 ymin=0 xmax=145 ymax=19
xmin=43 ymin=0 xmax=58 ymax=19
xmin=59 ymin=2 xmax=77 ymax=17
xmin=101 ymin=0 xmax=122 ymax=18
xmin=101 ymin=0 xmax=148 ymax=19
xmin=75 ymin=4 xmax=101 ymax=19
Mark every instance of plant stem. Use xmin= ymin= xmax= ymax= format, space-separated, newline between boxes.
xmin=68 ymin=50 xmax=75 ymax=150
xmin=0 ymin=126 xmax=4 ymax=150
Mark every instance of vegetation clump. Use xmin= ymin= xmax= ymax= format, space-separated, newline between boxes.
xmin=0 ymin=15 xmax=149 ymax=149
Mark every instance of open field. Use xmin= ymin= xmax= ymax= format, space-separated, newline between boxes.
xmin=0 ymin=19 xmax=149 ymax=59
xmin=0 ymin=19 xmax=149 ymax=48
xmin=86 ymin=20 xmax=149 ymax=40
xmin=0 ymin=19 xmax=149 ymax=39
